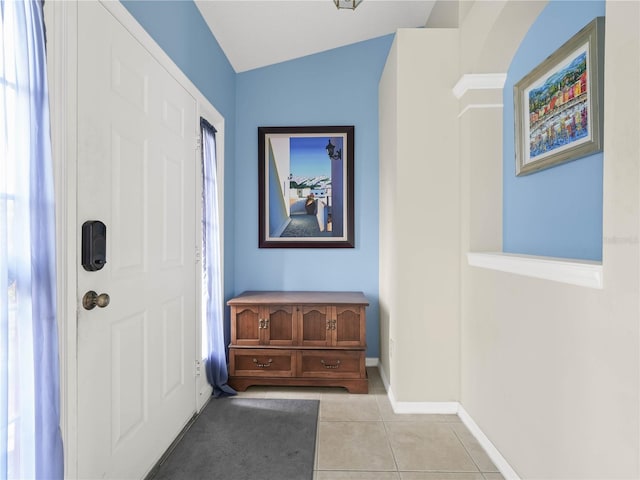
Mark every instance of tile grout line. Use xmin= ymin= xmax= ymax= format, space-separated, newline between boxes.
xmin=450 ymin=423 xmax=485 ymax=475
xmin=287 ymin=369 xmax=505 ymax=478
xmin=373 ymin=388 xmax=401 ymax=473
xmin=380 ymin=420 xmax=402 ymax=474
xmin=313 ymin=414 xmax=320 ymax=472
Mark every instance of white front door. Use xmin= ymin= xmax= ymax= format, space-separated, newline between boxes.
xmin=76 ymin=2 xmax=198 ymax=478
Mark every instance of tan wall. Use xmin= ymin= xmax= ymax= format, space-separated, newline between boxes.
xmin=380 ymin=0 xmax=639 ymax=476
xmin=378 ymin=36 xmax=398 ymax=387
xmin=458 ymin=1 xmax=640 ymax=477
xmin=460 ymin=1 xmax=546 ymax=74
xmin=379 ymin=28 xmax=460 ymax=401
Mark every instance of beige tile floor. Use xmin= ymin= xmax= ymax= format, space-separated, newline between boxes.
xmin=235 ymin=367 xmax=504 ymax=480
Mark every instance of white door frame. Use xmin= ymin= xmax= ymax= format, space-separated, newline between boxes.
xmin=45 ymin=2 xmax=224 ymax=477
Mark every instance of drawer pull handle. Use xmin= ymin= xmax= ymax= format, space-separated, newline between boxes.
xmin=320 ymin=359 xmax=341 ymax=369
xmin=258 ymin=319 xmax=270 ymax=329
xmin=253 ymin=358 xmax=273 ymax=368
xmin=326 ymin=319 xmax=337 ymax=330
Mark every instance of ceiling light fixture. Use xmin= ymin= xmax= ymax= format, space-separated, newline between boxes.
xmin=334 ymin=0 xmax=363 ymax=10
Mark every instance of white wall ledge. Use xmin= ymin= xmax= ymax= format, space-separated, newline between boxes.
xmin=467 ymin=252 xmax=603 ymax=289
xmin=452 ymin=73 xmax=506 ymax=99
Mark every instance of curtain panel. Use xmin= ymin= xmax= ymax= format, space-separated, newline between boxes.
xmin=200 ymin=119 xmax=235 ymax=398
xmin=0 ymin=0 xmax=64 ymax=478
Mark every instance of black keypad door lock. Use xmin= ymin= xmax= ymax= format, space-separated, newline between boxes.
xmin=82 ymin=220 xmax=107 ymax=271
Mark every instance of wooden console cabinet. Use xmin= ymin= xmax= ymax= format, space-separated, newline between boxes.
xmin=227 ymin=291 xmax=368 ymax=394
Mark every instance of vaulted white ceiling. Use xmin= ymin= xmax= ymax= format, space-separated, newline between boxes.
xmin=194 ymin=0 xmax=439 ymax=72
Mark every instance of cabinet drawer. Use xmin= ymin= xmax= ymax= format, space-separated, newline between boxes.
xmin=230 ymin=349 xmax=296 ymax=377
xmin=298 ymin=350 xmax=364 ymax=379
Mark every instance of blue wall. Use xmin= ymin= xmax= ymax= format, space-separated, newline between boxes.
xmin=235 ymin=36 xmax=394 ymax=357
xmin=503 ymin=0 xmax=605 ymax=261
xmin=121 ymin=0 xmax=238 ymax=300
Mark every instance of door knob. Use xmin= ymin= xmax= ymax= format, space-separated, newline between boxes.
xmin=83 ymin=290 xmax=110 ymax=310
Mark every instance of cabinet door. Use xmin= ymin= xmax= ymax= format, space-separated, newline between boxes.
xmin=263 ymin=305 xmax=297 ymax=346
xmin=231 ymin=305 xmax=262 ymax=346
xmin=299 ymin=305 xmax=332 ymax=346
xmin=333 ymin=305 xmax=366 ymax=347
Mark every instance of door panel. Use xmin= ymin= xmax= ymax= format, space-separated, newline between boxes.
xmin=162 ymin=296 xmax=185 ymax=397
xmin=77 ymin=3 xmax=197 ymax=478
xmin=299 ymin=305 xmax=331 ymax=346
xmin=334 ymin=305 xmax=365 ymax=347
xmin=265 ymin=305 xmax=297 ymax=345
xmin=112 ymin=131 xmax=147 ymax=275
xmin=232 ymin=305 xmax=262 ymax=345
xmin=111 ymin=312 xmax=147 ymax=449
xmin=161 ymin=155 xmax=185 ymax=268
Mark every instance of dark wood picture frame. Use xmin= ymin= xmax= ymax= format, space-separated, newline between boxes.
xmin=258 ymin=126 xmax=355 ymax=248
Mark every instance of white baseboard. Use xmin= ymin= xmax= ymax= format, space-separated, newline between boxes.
xmin=377 ymin=361 xmax=391 ymax=391
xmin=388 ymin=384 xmax=458 ymax=414
xmin=376 ymin=364 xmax=458 ymax=414
xmin=391 ymin=399 xmax=459 ymax=414
xmin=375 ymin=365 xmax=520 ymax=479
xmin=456 ymin=406 xmax=521 ymax=480
xmin=365 ymin=357 xmax=379 ymax=367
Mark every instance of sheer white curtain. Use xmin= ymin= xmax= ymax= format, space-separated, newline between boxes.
xmin=201 ymin=118 xmax=235 ymax=398
xmin=1 ymin=1 xmax=64 ymax=478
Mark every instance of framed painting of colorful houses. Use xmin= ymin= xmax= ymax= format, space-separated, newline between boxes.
xmin=514 ymin=17 xmax=605 ymax=176
xmin=258 ymin=126 xmax=355 ymax=248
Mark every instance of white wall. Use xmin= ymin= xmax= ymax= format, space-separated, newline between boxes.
xmin=379 ymin=28 xmax=460 ymax=402
xmin=458 ymin=1 xmax=640 ymax=478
